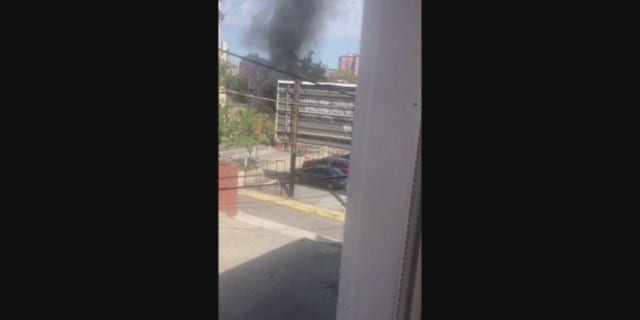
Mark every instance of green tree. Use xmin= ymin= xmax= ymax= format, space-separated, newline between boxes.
xmin=219 ymin=59 xmax=233 ymax=85
xmin=218 ymin=101 xmax=232 ymax=144
xmin=298 ymin=50 xmax=327 ymax=81
xmin=219 ymin=60 xmax=250 ymax=103
xmin=327 ymin=68 xmax=358 ymax=84
xmin=223 ymin=108 xmax=274 ymax=160
xmin=226 ymin=76 xmax=250 ymax=103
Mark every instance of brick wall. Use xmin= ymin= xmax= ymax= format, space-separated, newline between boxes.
xmin=219 ymin=161 xmax=239 ymax=217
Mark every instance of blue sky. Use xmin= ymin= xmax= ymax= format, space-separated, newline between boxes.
xmin=220 ymin=0 xmax=363 ymax=69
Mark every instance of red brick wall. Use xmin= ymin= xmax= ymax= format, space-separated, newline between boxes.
xmin=218 ymin=161 xmax=239 ymax=217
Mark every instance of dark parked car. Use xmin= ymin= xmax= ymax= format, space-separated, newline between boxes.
xmin=294 ymin=165 xmax=348 ymax=190
xmin=302 ymin=157 xmax=350 ymax=174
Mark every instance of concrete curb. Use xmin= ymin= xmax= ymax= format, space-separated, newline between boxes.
xmin=237 ymin=189 xmax=346 ymax=223
xmin=234 ymin=211 xmax=342 ymax=244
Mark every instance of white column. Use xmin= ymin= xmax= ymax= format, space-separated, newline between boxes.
xmin=336 ymin=0 xmax=421 ymax=319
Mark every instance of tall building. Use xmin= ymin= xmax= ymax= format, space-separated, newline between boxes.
xmin=218 ymin=0 xmax=228 ymax=61
xmin=219 ymin=0 xmax=228 ymax=104
xmin=338 ymin=53 xmax=360 ymax=76
xmin=218 ymin=1 xmax=222 ymax=46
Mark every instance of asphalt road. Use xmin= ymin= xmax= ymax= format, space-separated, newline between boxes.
xmin=288 ymin=184 xmax=347 ymax=212
xmin=237 ymin=145 xmax=349 ymax=212
xmin=237 ymin=195 xmax=345 ymax=241
xmin=254 ymin=170 xmax=348 ymax=212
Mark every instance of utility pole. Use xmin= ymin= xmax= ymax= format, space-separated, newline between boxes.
xmin=288 ymin=80 xmax=301 ymax=197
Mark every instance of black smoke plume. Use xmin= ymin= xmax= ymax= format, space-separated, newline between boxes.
xmin=245 ymin=0 xmax=332 ymax=76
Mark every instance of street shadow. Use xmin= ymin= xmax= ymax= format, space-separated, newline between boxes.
xmin=280 ymin=183 xmax=289 ymax=195
xmin=329 ymin=191 xmax=348 ymax=209
xmin=219 ymin=239 xmax=342 ymax=320
xmin=334 ymin=188 xmax=347 ymax=196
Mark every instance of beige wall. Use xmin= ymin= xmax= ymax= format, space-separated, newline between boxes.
xmin=336 ymin=0 xmax=421 ymax=319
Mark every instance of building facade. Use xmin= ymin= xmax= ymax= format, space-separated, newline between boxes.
xmin=338 ymin=53 xmax=360 ymax=76
xmin=275 ymin=80 xmax=357 ymax=150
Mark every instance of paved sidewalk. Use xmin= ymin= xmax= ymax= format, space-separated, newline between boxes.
xmin=219 ymin=212 xmax=341 ymax=320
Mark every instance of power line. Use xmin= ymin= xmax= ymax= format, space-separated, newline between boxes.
xmin=276 ymin=100 xmax=355 ymax=112
xmin=218 ymin=175 xmax=348 ymax=191
xmin=219 ymin=173 xmax=275 ymax=180
xmin=219 ymin=49 xmax=356 ymax=97
xmin=219 ymin=196 xmax=347 ymax=207
xmin=218 ymin=197 xmax=348 ymax=210
xmin=229 ymin=193 xmax=346 ymax=204
xmin=223 ymin=90 xmax=356 ymax=115
xmin=218 ymin=174 xmax=299 ymax=181
xmin=217 ymin=170 xmax=344 ymax=181
xmin=222 ymin=88 xmax=355 ymax=111
xmin=218 ymin=182 xmax=282 ymax=190
xmin=218 ymin=224 xmax=344 ymax=231
xmin=218 ymin=170 xmax=349 ymax=183
xmin=221 ymin=89 xmax=278 ymax=103
xmin=219 ymin=226 xmax=343 ymax=231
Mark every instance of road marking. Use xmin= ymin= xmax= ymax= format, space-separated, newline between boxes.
xmin=235 ymin=211 xmax=342 ymax=244
xmin=238 ymin=189 xmax=346 ymax=222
